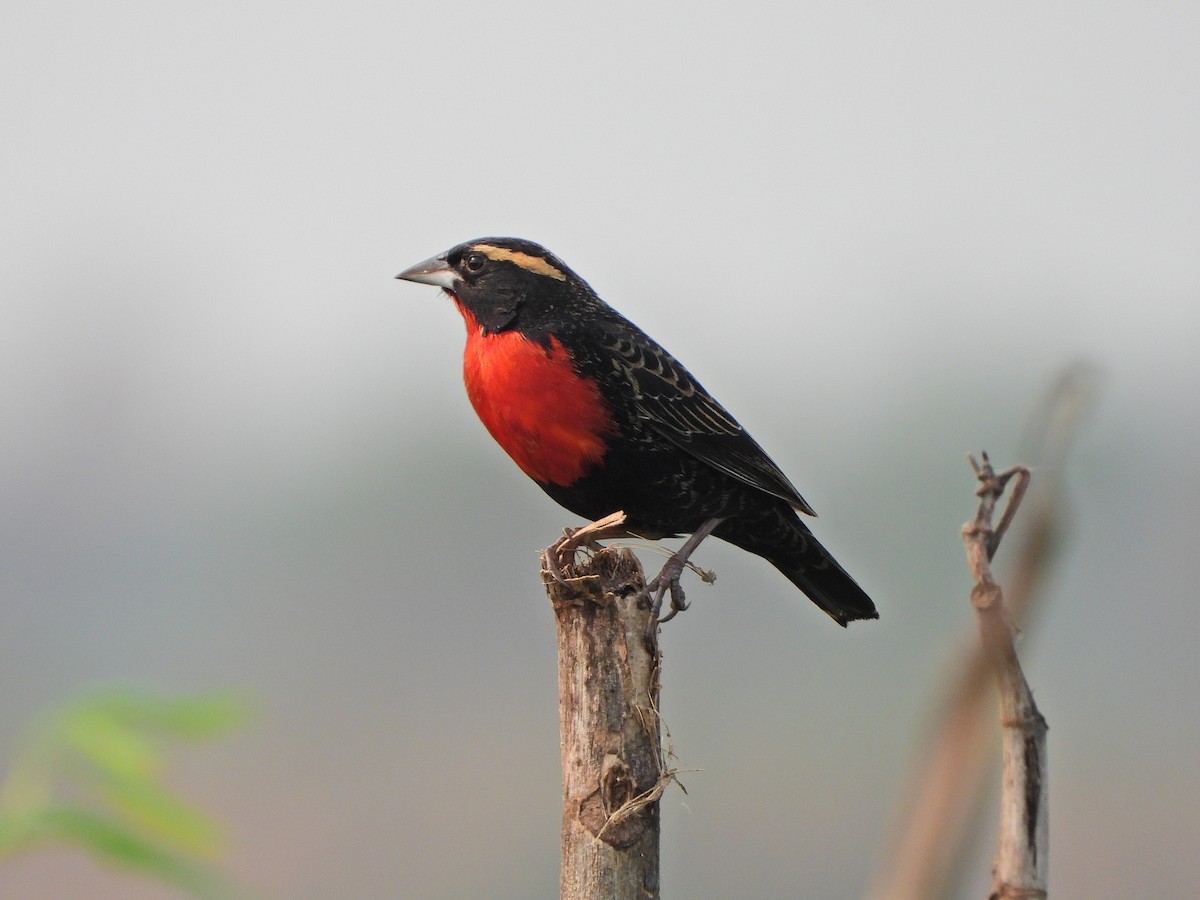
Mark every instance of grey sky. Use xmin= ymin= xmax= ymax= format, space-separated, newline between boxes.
xmin=2 ymin=1 xmax=1198 ymax=896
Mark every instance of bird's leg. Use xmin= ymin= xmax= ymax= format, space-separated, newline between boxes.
xmin=541 ymin=510 xmax=630 ymax=582
xmin=646 ymin=517 xmax=724 ymax=629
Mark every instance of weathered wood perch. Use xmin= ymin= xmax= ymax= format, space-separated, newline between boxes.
xmin=542 ymin=514 xmax=670 ymax=900
xmin=964 ymin=452 xmax=1048 ymax=899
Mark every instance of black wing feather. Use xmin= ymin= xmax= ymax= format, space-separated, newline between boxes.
xmin=599 ymin=324 xmax=817 ymax=516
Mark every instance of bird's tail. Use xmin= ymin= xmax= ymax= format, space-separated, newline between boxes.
xmin=773 ymin=545 xmax=878 ymax=626
xmin=714 ymin=505 xmax=878 ymax=626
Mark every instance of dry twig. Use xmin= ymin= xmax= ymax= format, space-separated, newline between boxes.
xmin=965 ymin=453 xmax=1047 ymax=899
xmin=869 ymin=365 xmax=1095 ymax=900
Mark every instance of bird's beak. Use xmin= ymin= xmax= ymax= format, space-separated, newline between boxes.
xmin=395 ymin=255 xmax=460 ymax=291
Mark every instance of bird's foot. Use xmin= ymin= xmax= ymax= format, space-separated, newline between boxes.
xmin=643 ymin=517 xmax=724 ymax=639
xmin=541 ymin=511 xmax=630 ymax=583
xmin=646 ymin=564 xmax=689 ymax=624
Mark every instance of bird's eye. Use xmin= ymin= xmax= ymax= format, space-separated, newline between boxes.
xmin=464 ymin=252 xmax=486 ymax=273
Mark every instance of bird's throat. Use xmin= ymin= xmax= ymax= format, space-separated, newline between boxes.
xmin=457 ymin=304 xmax=615 ymax=487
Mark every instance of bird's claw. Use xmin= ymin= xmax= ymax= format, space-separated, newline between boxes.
xmin=644 ymin=563 xmax=690 ymax=641
xmin=657 ymin=579 xmax=689 ymax=623
xmin=542 ymin=511 xmax=631 ymax=583
xmin=641 ymin=516 xmax=724 ymax=641
xmin=541 ymin=543 xmax=571 ymax=585
xmin=646 ymin=568 xmax=688 ymax=622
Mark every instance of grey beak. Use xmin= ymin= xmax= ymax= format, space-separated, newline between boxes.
xmin=396 ymin=255 xmax=460 ymax=290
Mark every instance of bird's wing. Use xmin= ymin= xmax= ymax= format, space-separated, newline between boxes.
xmin=598 ymin=324 xmax=817 ymax=515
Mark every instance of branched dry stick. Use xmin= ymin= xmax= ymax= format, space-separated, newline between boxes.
xmin=869 ymin=455 xmax=1049 ymax=900
xmin=964 ymin=453 xmax=1047 ymax=899
xmin=868 ymin=365 xmax=1094 ymax=900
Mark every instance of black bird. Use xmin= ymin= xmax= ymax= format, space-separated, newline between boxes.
xmin=397 ymin=237 xmax=877 ymax=626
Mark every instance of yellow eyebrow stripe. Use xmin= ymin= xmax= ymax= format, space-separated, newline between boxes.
xmin=473 ymin=244 xmax=567 ymax=281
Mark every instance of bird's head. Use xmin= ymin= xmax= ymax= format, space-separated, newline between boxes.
xmin=397 ymin=237 xmax=588 ymax=334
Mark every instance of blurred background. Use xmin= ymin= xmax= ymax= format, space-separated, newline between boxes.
xmin=2 ymin=1 xmax=1197 ymax=897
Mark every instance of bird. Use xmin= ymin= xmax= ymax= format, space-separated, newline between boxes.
xmin=396 ymin=237 xmax=877 ymax=627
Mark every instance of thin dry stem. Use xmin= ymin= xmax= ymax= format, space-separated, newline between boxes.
xmin=965 ymin=454 xmax=1048 ymax=900
xmin=868 ymin=365 xmax=1093 ymax=900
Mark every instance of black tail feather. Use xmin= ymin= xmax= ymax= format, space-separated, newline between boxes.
xmin=713 ymin=503 xmax=878 ymax=625
xmin=774 ymin=549 xmax=878 ymax=626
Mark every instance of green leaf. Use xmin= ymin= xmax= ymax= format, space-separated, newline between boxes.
xmin=0 ymin=686 xmax=251 ymax=898
xmin=75 ymin=687 xmax=251 ymax=739
xmin=23 ymin=806 xmax=235 ymax=898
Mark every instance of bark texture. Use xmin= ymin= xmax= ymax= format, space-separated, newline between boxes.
xmin=544 ymin=545 xmax=663 ymax=900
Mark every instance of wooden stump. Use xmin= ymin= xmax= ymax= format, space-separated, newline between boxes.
xmin=544 ymin=546 xmax=664 ymax=900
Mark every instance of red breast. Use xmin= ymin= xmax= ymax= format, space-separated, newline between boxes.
xmin=456 ymin=303 xmax=615 ymax=486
